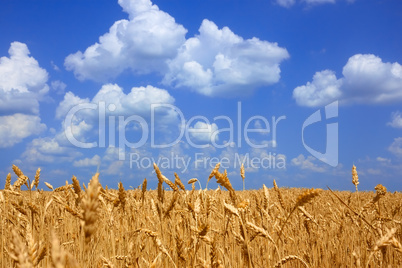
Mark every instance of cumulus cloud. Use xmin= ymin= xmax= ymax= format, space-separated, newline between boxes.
xmin=293 ymin=54 xmax=402 ymax=107
xmin=291 ymin=154 xmax=326 ymax=172
xmin=64 ymin=0 xmax=288 ymax=97
xmin=188 ymin=121 xmax=219 ymax=143
xmin=0 ymin=42 xmax=49 ymax=147
xmin=73 ymin=155 xmax=101 ymax=167
xmin=55 ymin=92 xmax=90 ymax=120
xmin=387 ymin=111 xmax=402 ymax=128
xmin=293 ymin=70 xmax=342 ymax=107
xmin=56 ymin=84 xmax=175 ymax=121
xmin=64 ymin=0 xmax=187 ymax=81
xmin=0 ymin=114 xmax=46 ymax=148
xmin=21 ymin=137 xmax=82 ymax=163
xmin=388 ymin=137 xmax=402 ymax=157
xmin=342 ymin=54 xmax=402 ymax=103
xmin=55 ymin=83 xmax=178 ymax=149
xmin=163 ymin=19 xmax=289 ymax=96
xmin=0 ymin=42 xmax=49 ymax=115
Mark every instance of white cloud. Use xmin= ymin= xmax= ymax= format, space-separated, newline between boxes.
xmin=50 ymin=61 xmax=60 ymax=71
xmin=276 ymin=0 xmax=296 ymax=8
xmin=0 ymin=114 xmax=46 ymax=148
xmin=387 ymin=111 xmax=402 ymax=128
xmin=163 ymin=19 xmax=289 ymax=96
xmin=245 ymin=147 xmax=286 ymax=172
xmin=21 ymin=137 xmax=82 ymax=163
xmin=293 ymin=54 xmax=402 ymax=107
xmin=29 ymin=137 xmax=66 ymax=155
xmin=64 ymin=0 xmax=187 ymax=81
xmin=388 ymin=137 xmax=402 ymax=157
xmin=250 ymin=119 xmax=271 ymax=136
xmin=64 ymin=0 xmax=288 ymax=97
xmin=0 ymin=42 xmax=49 ymax=115
xmin=342 ymin=54 xmax=402 ymax=103
xmin=104 ymin=160 xmax=124 ymax=175
xmin=51 ymin=80 xmax=67 ymax=95
xmin=56 ymin=84 xmax=175 ymax=120
xmin=0 ymin=42 xmax=49 ymax=147
xmin=61 ymin=119 xmax=94 ymax=145
xmin=293 ymin=70 xmax=342 ymax=107
xmin=0 ymin=42 xmax=48 ymax=95
xmin=55 ymin=92 xmax=90 ymax=120
xmin=376 ymin=156 xmax=391 ymax=163
xmin=291 ymin=154 xmax=326 ymax=172
xmin=103 ymin=146 xmax=124 ymax=162
xmin=73 ymin=155 xmax=101 ymax=167
xmin=92 ymin=84 xmax=174 ymax=116
xmin=188 ymin=121 xmax=219 ymax=143
xmin=55 ymin=83 xmax=178 ymax=149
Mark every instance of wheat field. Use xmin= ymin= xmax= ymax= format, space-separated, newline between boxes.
xmin=0 ymin=164 xmax=401 ymax=267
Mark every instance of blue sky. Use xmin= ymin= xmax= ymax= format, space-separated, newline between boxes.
xmin=1 ymin=0 xmax=402 ymax=191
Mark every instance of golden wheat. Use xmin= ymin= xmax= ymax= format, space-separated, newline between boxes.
xmin=1 ymin=164 xmax=401 ymax=267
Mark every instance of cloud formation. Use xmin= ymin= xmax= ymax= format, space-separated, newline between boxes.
xmin=65 ymin=0 xmax=288 ymax=97
xmin=73 ymin=155 xmax=101 ymax=167
xmin=65 ymin=0 xmax=187 ymax=81
xmin=55 ymin=83 xmax=178 ymax=150
xmin=56 ymin=83 xmax=175 ymax=121
xmin=21 ymin=137 xmax=82 ymax=163
xmin=293 ymin=54 xmax=402 ymax=107
xmin=387 ymin=111 xmax=402 ymax=128
xmin=0 ymin=42 xmax=49 ymax=115
xmin=188 ymin=121 xmax=219 ymax=143
xmin=293 ymin=70 xmax=342 ymax=107
xmin=0 ymin=114 xmax=46 ymax=148
xmin=0 ymin=42 xmax=48 ymax=147
xmin=291 ymin=154 xmax=326 ymax=172
xmin=389 ymin=137 xmax=402 ymax=157
xmin=163 ymin=19 xmax=289 ymax=97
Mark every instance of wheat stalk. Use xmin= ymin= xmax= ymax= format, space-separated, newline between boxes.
xmin=240 ymin=163 xmax=245 ymax=191
xmin=81 ymin=173 xmax=100 ymax=245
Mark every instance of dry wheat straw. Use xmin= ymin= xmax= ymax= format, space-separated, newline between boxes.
xmin=81 ymin=173 xmax=100 ymax=244
xmin=352 ymin=164 xmax=359 ymax=191
xmin=240 ymin=163 xmax=245 ymax=191
xmin=188 ymin=178 xmax=198 ymax=184
xmin=273 ymin=179 xmax=286 ymax=211
xmin=33 ymin=168 xmax=40 ymax=190
xmin=5 ymin=172 xmax=11 ymax=190
xmin=174 ymin=172 xmax=185 ymax=191
xmin=206 ymin=163 xmax=220 ymax=189
xmin=44 ymin=182 xmax=54 ymax=191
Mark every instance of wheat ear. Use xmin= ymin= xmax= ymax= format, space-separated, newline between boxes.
xmin=81 ymin=173 xmax=100 ymax=245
